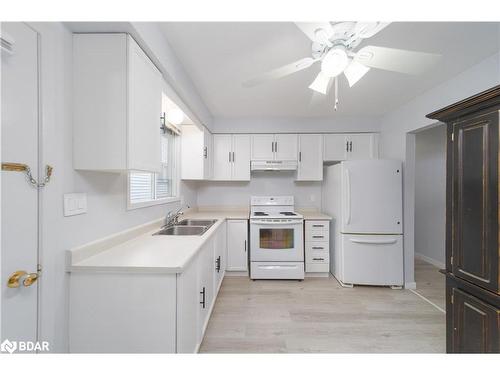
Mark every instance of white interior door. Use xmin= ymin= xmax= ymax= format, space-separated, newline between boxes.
xmin=341 ymin=160 xmax=403 ymax=234
xmin=1 ymin=23 xmax=40 ymax=344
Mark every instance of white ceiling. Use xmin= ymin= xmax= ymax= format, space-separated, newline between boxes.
xmin=160 ymin=22 xmax=500 ymax=118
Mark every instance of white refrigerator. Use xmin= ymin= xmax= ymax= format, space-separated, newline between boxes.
xmin=322 ymin=160 xmax=404 ymax=287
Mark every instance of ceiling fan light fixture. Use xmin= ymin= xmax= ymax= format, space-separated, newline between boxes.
xmin=321 ymin=45 xmax=349 ymax=78
xmin=344 ymin=60 xmax=370 ymax=87
xmin=308 ymin=71 xmax=331 ymax=95
xmin=166 ymin=108 xmax=185 ymax=125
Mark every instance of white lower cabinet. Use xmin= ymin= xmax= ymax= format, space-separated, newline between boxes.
xmin=305 ymin=220 xmax=331 ymax=274
xmin=226 ymin=220 xmax=249 ymax=272
xmin=70 ymin=220 xmax=230 ymax=354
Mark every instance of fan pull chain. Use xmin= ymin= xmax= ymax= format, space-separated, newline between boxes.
xmin=334 ymin=77 xmax=339 ymax=111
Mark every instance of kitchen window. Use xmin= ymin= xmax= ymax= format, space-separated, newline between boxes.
xmin=128 ymin=114 xmax=181 ymax=209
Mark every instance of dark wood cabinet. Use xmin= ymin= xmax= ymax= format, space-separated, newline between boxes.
xmin=451 ymin=287 xmax=499 ymax=353
xmin=428 ymin=85 xmax=500 ymax=353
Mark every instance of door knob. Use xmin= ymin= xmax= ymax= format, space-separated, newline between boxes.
xmin=23 ymin=273 xmax=39 ymax=287
xmin=7 ymin=270 xmax=27 ymax=288
xmin=7 ymin=270 xmax=39 ymax=288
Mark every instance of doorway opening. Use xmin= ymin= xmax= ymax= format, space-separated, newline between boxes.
xmin=408 ymin=123 xmax=446 ymax=312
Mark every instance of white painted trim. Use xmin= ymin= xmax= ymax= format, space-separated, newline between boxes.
xmin=409 ymin=289 xmax=445 ymax=314
xmin=415 ymin=252 xmax=445 ymax=270
xmin=404 ymin=281 xmax=417 ymax=290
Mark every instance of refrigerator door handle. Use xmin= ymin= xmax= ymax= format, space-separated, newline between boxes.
xmin=345 ymin=168 xmax=351 ymax=225
xmin=349 ymin=238 xmax=398 ymax=245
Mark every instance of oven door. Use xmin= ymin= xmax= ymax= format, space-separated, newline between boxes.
xmin=250 ymin=219 xmax=304 ymax=262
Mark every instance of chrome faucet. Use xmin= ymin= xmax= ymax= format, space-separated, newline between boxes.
xmin=164 ymin=205 xmax=189 ymax=227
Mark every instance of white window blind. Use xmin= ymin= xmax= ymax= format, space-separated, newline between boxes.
xmin=129 ymin=130 xmax=178 ymax=206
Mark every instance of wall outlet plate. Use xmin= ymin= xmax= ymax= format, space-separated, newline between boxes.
xmin=64 ymin=193 xmax=87 ymax=217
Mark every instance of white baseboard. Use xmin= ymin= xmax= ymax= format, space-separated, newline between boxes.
xmin=415 ymin=252 xmax=445 ymax=269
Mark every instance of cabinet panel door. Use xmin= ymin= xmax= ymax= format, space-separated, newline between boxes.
xmin=275 ymin=134 xmax=298 ymax=161
xmin=203 ymin=130 xmax=212 ymax=179
xmin=232 ymin=135 xmax=251 ymax=181
xmin=452 ymin=111 xmax=499 ymax=293
xmin=297 ymin=134 xmax=323 ymax=181
xmin=213 ymin=221 xmax=227 ymax=293
xmin=452 ymin=288 xmax=500 ymax=353
xmin=324 ymin=134 xmax=347 ymax=161
xmin=212 ymin=135 xmax=232 ymax=180
xmin=347 ymin=134 xmax=374 ymax=160
xmin=127 ymin=36 xmax=162 ymax=172
xmin=251 ymin=134 xmax=275 ymax=160
xmin=197 ymin=240 xmax=214 ymax=342
xmin=177 ymin=255 xmax=199 ymax=353
xmin=226 ymin=220 xmax=248 ymax=271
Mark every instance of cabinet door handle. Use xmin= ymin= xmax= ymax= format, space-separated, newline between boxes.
xmin=312 ymin=258 xmax=325 ymax=261
xmin=312 ymin=235 xmax=324 ymax=239
xmin=232 ymin=152 xmax=235 ymax=163
xmin=349 ymin=141 xmax=352 ymax=152
xmin=312 ymin=224 xmax=324 ymax=228
xmin=203 ymin=146 xmax=208 ymax=159
xmin=216 ymin=256 xmax=221 ymax=272
xmin=272 ymin=141 xmax=274 ymax=153
xmin=244 ymin=240 xmax=247 ymax=252
xmin=275 ymin=141 xmax=278 ymax=153
xmin=312 ymin=246 xmax=324 ymax=250
xmin=229 ymin=152 xmax=231 ymax=162
xmin=299 ymin=151 xmax=302 ymax=162
xmin=200 ymin=287 xmax=206 ymax=309
xmin=346 ymin=140 xmax=349 ymax=152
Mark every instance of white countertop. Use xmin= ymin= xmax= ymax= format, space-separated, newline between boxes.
xmin=67 ymin=210 xmax=249 ymax=275
xmin=296 ymin=209 xmax=332 ymax=220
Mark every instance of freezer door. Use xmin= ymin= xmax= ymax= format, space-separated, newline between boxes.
xmin=341 ymin=160 xmax=403 ymax=234
xmin=341 ymin=234 xmax=403 ymax=286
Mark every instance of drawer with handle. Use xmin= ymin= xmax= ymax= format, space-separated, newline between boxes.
xmin=306 ymin=231 xmax=329 ymax=242
xmin=305 ymin=247 xmax=329 ymax=264
xmin=306 ymin=263 xmax=329 ymax=273
xmin=305 ymin=220 xmax=329 ymax=233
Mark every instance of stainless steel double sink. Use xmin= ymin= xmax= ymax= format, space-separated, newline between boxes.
xmin=154 ymin=219 xmax=217 ymax=236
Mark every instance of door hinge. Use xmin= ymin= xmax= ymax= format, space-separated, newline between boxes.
xmin=37 ymin=264 xmax=42 ymax=273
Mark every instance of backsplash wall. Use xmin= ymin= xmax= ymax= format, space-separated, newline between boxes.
xmin=195 ymin=172 xmax=322 ymax=209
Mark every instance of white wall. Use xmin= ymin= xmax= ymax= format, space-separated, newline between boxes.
xmin=213 ymin=116 xmax=381 ymax=134
xmin=414 ymin=125 xmax=446 ymax=267
xmin=31 ymin=22 xmax=198 ymax=353
xmin=379 ymin=51 xmax=500 ymax=287
xmin=196 ymin=173 xmax=322 ymax=209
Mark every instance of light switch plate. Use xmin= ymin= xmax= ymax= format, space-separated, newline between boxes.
xmin=64 ymin=193 xmax=87 ymax=217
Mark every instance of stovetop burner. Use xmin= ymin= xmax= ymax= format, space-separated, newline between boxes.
xmin=279 ymin=212 xmax=297 ymax=216
xmin=253 ymin=212 xmax=269 ymax=216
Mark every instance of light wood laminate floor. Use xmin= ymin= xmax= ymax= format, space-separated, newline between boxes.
xmin=199 ymin=260 xmax=445 ymax=353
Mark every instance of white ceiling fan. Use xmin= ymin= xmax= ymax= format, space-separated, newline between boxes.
xmin=242 ymin=22 xmax=441 ymax=110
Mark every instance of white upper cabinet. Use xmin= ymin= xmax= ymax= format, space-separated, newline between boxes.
xmin=181 ymin=124 xmax=212 ymax=180
xmin=251 ymin=134 xmax=298 ymax=161
xmin=73 ymin=33 xmax=162 ymax=172
xmin=231 ymin=135 xmax=251 ymax=181
xmin=297 ymin=134 xmax=323 ymax=181
xmin=213 ymin=134 xmax=251 ymax=181
xmin=251 ymin=134 xmax=275 ymax=160
xmin=274 ymin=134 xmax=298 ymax=161
xmin=324 ymin=133 xmax=379 ymax=162
xmin=212 ymin=135 xmax=232 ymax=180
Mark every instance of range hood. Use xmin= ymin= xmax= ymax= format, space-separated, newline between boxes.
xmin=251 ymin=160 xmax=298 ymax=171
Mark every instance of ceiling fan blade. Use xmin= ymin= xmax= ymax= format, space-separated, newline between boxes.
xmin=295 ymin=22 xmax=334 ymax=45
xmin=242 ymin=57 xmax=318 ymax=87
xmin=343 ymin=60 xmax=370 ymax=87
xmin=308 ymin=71 xmax=331 ymax=95
xmin=354 ymin=45 xmax=441 ymax=75
xmin=352 ymin=22 xmax=390 ymax=39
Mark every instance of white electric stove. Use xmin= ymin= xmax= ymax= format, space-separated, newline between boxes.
xmin=249 ymin=196 xmax=304 ymax=280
